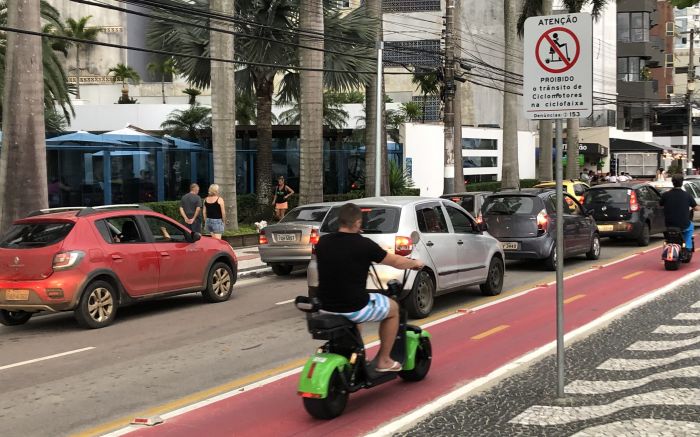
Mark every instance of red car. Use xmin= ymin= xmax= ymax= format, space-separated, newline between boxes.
xmin=0 ymin=205 xmax=237 ymax=329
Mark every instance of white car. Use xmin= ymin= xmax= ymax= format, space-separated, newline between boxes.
xmin=648 ymin=180 xmax=700 ymax=221
xmin=307 ymin=197 xmax=506 ymax=318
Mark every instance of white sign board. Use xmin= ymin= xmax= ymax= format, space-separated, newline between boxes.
xmin=523 ymin=13 xmax=592 ymax=120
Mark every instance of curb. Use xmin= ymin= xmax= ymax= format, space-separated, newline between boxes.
xmin=237 ymin=267 xmax=273 ymax=280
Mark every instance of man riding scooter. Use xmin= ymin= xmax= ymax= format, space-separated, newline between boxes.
xmin=315 ymin=203 xmax=423 ymax=372
xmin=660 ymin=174 xmax=700 ymax=252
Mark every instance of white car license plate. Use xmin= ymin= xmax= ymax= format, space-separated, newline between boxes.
xmin=597 ymin=225 xmax=614 ymax=232
xmin=5 ymin=289 xmax=29 ymax=301
xmin=501 ymin=242 xmax=519 ymax=250
xmin=276 ymin=233 xmax=297 ymax=242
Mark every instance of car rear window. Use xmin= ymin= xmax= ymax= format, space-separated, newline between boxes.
xmin=444 ymin=195 xmax=474 ymax=213
xmin=482 ymin=196 xmax=540 ymax=215
xmin=0 ymin=222 xmax=74 ymax=248
xmin=321 ymin=206 xmax=401 ymax=234
xmin=280 ymin=206 xmax=330 ymax=223
xmin=583 ymin=189 xmax=630 ymax=206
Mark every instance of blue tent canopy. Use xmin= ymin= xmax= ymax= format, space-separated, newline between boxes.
xmin=46 ymin=131 xmax=130 ymax=147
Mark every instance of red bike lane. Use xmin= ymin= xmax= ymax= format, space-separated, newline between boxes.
xmin=120 ymin=247 xmax=696 ymax=437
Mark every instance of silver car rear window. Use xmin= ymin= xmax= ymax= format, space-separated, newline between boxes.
xmin=321 ymin=206 xmax=401 ymax=234
xmin=483 ymin=196 xmax=541 ymax=215
xmin=280 ymin=206 xmax=330 ymax=223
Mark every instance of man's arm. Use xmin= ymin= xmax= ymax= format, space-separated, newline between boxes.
xmin=380 ymin=252 xmax=424 ymax=270
xmin=194 ymin=206 xmax=201 ymax=221
xmin=179 ymin=206 xmax=189 ymax=222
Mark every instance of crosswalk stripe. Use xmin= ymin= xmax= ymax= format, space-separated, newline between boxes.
xmin=565 ymin=366 xmax=700 ymax=394
xmin=674 ymin=313 xmax=700 ymax=320
xmin=509 ymin=389 xmax=700 ymax=426
xmin=691 ymin=301 xmax=700 ymax=309
xmin=627 ymin=335 xmax=700 ymax=351
xmin=569 ymin=419 xmax=700 ymax=436
xmin=653 ymin=324 xmax=700 ymax=334
xmin=597 ymin=349 xmax=700 ymax=371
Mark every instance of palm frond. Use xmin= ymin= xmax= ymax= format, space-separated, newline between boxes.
xmin=517 ymin=0 xmax=544 ymax=38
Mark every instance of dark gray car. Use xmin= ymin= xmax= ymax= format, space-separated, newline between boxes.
xmin=480 ymin=189 xmax=601 ymax=270
xmin=440 ymin=191 xmax=492 ymax=218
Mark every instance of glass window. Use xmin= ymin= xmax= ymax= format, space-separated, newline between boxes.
xmin=618 ymin=57 xmax=645 ymax=81
xmin=666 ymin=84 xmax=674 ymax=96
xmin=444 ymin=205 xmax=473 ymax=233
xmin=618 ymin=12 xmax=649 ymax=42
xmin=321 ymin=206 xmax=401 ymax=234
xmin=416 ymin=205 xmax=449 ymax=233
xmin=665 ymin=54 xmax=674 ymax=67
xmin=281 ymin=206 xmax=330 ymax=223
xmin=617 ymin=13 xmax=630 ymax=42
xmin=104 ymin=217 xmax=144 ymax=244
xmin=563 ymin=195 xmax=582 ymax=215
xmin=384 ymin=0 xmax=440 ymax=13
xmin=145 ymin=216 xmax=188 ymax=243
xmin=483 ymin=196 xmax=540 ymax=215
xmin=573 ymin=184 xmax=587 ymax=196
xmin=666 ymin=22 xmax=675 ymax=36
xmin=462 ymin=138 xmax=498 ymax=150
xmin=0 ymin=222 xmax=74 ymax=248
xmin=463 ymin=156 xmax=498 ymax=168
xmin=583 ymin=188 xmax=630 ymax=207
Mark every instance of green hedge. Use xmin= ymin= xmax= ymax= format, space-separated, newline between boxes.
xmin=462 ymin=179 xmax=539 ymax=193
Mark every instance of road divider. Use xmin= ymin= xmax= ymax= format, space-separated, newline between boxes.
xmin=0 ymin=347 xmax=95 ymax=371
xmin=471 ymin=325 xmax=510 ymax=340
xmin=564 ymin=294 xmax=586 ymax=304
xmin=623 ymin=271 xmax=644 ymax=280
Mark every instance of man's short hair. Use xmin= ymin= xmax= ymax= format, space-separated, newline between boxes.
xmin=672 ymin=173 xmax=684 ymax=188
xmin=190 ymin=183 xmax=199 ymax=190
xmin=338 ymin=203 xmax=362 ymax=228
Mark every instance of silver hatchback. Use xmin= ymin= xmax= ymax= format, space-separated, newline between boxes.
xmin=258 ymin=203 xmax=335 ymax=276
xmin=307 ymin=197 xmax=505 ymax=318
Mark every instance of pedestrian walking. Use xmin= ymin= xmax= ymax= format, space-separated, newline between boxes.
xmin=179 ymin=183 xmax=202 ymax=233
xmin=203 ymin=184 xmax=226 ymax=239
xmin=271 ymin=176 xmax=294 ymax=221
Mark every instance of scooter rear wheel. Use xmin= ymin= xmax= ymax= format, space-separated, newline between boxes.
xmin=664 ymin=260 xmax=680 ymax=271
xmin=399 ymin=338 xmax=432 ymax=382
xmin=303 ymin=369 xmax=348 ymax=420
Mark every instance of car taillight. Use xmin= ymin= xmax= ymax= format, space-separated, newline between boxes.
xmin=536 ymin=209 xmax=549 ymax=233
xmin=578 ymin=195 xmax=585 ymax=204
xmin=259 ymin=230 xmax=268 ymax=245
xmin=629 ymin=191 xmax=640 ymax=212
xmin=53 ymin=251 xmax=84 ymax=270
xmin=309 ymin=229 xmax=320 ymax=245
xmin=476 ymin=214 xmax=483 ymax=225
xmin=395 ymin=236 xmax=413 ymax=256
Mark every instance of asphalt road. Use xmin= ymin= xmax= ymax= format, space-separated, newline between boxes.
xmin=0 ymin=236 xmax=667 ymax=437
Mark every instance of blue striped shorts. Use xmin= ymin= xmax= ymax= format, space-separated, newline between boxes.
xmin=328 ymin=293 xmax=391 ymax=323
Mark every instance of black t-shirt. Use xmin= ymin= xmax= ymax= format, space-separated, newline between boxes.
xmin=315 ymin=232 xmax=387 ymax=313
xmin=660 ymin=188 xmax=697 ymax=229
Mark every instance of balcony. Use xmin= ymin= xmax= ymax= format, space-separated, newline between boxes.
xmin=618 ymin=0 xmax=656 ymax=13
xmin=618 ymin=79 xmax=659 ymax=101
xmin=618 ymin=40 xmax=665 ymax=67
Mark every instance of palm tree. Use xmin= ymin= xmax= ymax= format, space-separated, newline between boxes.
xmin=107 ymin=63 xmax=140 ymax=104
xmin=64 ymin=15 xmax=101 ymax=100
xmin=518 ymin=0 xmax=610 ymax=180
xmin=161 ymin=104 xmax=211 ymax=140
xmin=209 ymin=0 xmax=238 ymax=230
xmin=298 ymin=0 xmax=325 ymax=204
xmin=278 ymin=93 xmax=350 ymax=130
xmin=147 ymin=57 xmax=177 ymax=104
xmin=501 ymin=0 xmax=521 ymax=190
xmin=412 ymin=72 xmax=440 ymax=123
xmin=670 ymin=1 xmax=698 ymax=7
xmin=236 ymin=91 xmax=257 ymax=125
xmin=0 ymin=0 xmax=48 ymax=230
xmin=182 ymin=87 xmax=201 ymax=105
xmin=400 ymin=101 xmax=422 ymax=122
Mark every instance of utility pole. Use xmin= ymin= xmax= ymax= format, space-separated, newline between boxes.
xmin=538 ymin=0 xmax=554 ymax=181
xmin=688 ymin=28 xmax=695 ymax=175
xmin=443 ymin=0 xmax=456 ymax=194
xmin=375 ymin=41 xmax=384 ymax=197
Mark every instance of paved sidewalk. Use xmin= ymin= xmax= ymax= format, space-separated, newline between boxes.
xmin=233 ymin=246 xmax=272 ymax=279
xmin=400 ymin=279 xmax=700 ymax=436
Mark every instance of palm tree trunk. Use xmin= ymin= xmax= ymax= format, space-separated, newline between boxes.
xmin=255 ymin=75 xmax=274 ymax=207
xmin=566 ymin=118 xmax=580 ymax=179
xmin=537 ymin=0 xmax=553 ymax=182
xmin=75 ymin=46 xmax=81 ymax=100
xmin=210 ymin=0 xmax=238 ymax=230
xmin=299 ymin=0 xmax=324 ymax=204
xmin=501 ymin=0 xmax=520 ymax=190
xmin=364 ymin=0 xmax=382 ymax=197
xmin=161 ymin=73 xmax=166 ymax=104
xmin=422 ymin=94 xmax=427 ymax=123
xmin=0 ymin=0 xmax=48 ymax=230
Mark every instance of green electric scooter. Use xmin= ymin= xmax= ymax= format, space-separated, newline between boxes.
xmin=294 ymin=232 xmax=432 ymax=420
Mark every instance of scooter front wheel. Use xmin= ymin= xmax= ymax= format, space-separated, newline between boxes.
xmin=303 ymin=369 xmax=348 ymax=420
xmin=664 ymin=260 xmax=680 ymax=271
xmin=400 ymin=337 xmax=432 ymax=382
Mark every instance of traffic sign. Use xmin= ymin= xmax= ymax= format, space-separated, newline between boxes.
xmin=523 ymin=13 xmax=592 ymax=120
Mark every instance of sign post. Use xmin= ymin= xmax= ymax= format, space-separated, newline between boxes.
xmin=523 ymin=12 xmax=592 ymax=398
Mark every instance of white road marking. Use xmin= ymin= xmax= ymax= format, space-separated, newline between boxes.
xmin=0 ymin=347 xmax=95 ymax=371
xmin=627 ymin=334 xmax=700 ymax=351
xmin=565 ymin=366 xmax=700 ymax=394
xmin=691 ymin=301 xmax=700 ymax=309
xmin=598 ymin=349 xmax=700 ymax=371
xmin=569 ymin=419 xmax=700 ymax=436
xmin=509 ymin=389 xmax=700 ymax=426
xmin=653 ymin=324 xmax=700 ymax=334
xmin=674 ymin=313 xmax=700 ymax=320
xmin=364 ymin=268 xmax=700 ymax=437
xmin=274 ymin=299 xmax=295 ymax=306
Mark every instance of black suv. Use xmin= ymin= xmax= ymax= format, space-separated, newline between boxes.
xmin=582 ymin=182 xmax=665 ymax=246
xmin=480 ymin=189 xmax=600 ymax=270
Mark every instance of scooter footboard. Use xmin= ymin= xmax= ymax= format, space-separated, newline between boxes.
xmin=403 ymin=330 xmax=431 ymax=371
xmin=297 ymin=353 xmax=349 ymax=398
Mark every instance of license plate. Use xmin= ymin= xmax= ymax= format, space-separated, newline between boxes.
xmin=597 ymin=225 xmax=614 ymax=232
xmin=276 ymin=233 xmax=297 ymax=242
xmin=5 ymin=289 xmax=29 ymax=301
xmin=501 ymin=242 xmax=519 ymax=250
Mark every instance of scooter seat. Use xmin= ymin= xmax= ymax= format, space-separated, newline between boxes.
xmin=308 ymin=314 xmax=354 ymax=330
